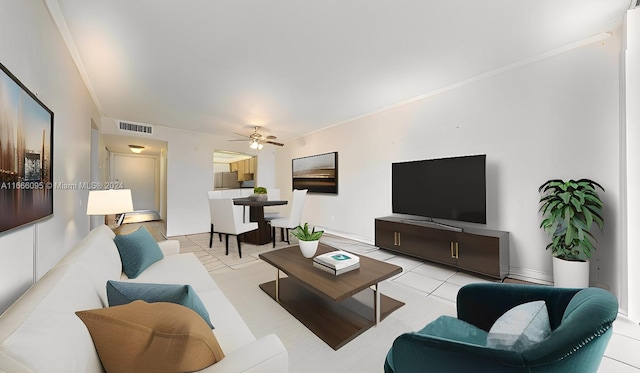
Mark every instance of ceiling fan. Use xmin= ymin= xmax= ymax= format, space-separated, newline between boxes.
xmin=230 ymin=127 xmax=284 ymax=150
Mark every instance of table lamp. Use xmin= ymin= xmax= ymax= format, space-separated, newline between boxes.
xmin=86 ymin=189 xmax=134 ymax=228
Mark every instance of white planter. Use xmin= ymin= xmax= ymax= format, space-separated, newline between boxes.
xmin=298 ymin=240 xmax=319 ymax=258
xmin=553 ymin=257 xmax=589 ymax=288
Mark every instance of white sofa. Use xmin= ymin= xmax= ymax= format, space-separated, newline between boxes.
xmin=0 ymin=225 xmax=288 ymax=373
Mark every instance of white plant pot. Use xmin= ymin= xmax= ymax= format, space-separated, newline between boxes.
xmin=553 ymin=257 xmax=589 ymax=288
xmin=299 ymin=240 xmax=319 ymax=258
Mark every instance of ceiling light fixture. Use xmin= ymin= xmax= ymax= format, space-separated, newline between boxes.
xmin=249 ymin=139 xmax=263 ymax=150
xmin=128 ymin=144 xmax=145 ymax=154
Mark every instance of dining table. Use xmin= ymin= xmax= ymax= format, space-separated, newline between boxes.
xmin=233 ymin=198 xmax=288 ymax=245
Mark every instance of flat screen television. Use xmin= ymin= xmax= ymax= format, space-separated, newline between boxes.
xmin=392 ymin=154 xmax=486 ymax=224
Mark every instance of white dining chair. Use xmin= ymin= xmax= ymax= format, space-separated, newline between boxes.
xmin=210 ymin=198 xmax=258 ymax=258
xmin=270 ymin=189 xmax=308 ymax=248
xmin=207 ymin=190 xmax=223 ymax=248
xmin=221 ymin=189 xmax=251 ymax=220
xmin=263 ymin=188 xmax=282 ymax=221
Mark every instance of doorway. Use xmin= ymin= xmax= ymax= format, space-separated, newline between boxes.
xmin=112 ymin=154 xmax=157 ymax=211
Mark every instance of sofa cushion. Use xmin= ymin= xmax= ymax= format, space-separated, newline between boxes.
xmin=114 ymin=226 xmax=164 ymax=279
xmin=486 ymin=300 xmax=551 ymax=352
xmin=54 ymin=225 xmax=122 ymax=306
xmin=124 ymin=252 xmax=220 ymax=293
xmin=106 ymin=280 xmax=214 ymax=329
xmin=195 ymin=288 xmax=258 ymax=354
xmin=76 ymin=300 xmax=224 ymax=373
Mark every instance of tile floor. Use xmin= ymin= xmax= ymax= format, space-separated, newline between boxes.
xmin=170 ymin=229 xmax=640 ymax=372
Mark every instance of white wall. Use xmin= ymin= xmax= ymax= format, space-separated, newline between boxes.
xmin=257 ymin=147 xmax=276 ymax=189
xmin=624 ymin=8 xmax=640 ymax=320
xmin=0 ymin=0 xmax=99 ymax=312
xmin=276 ymin=33 xmax=622 ymax=293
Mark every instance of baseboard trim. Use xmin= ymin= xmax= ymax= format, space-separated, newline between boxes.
xmin=318 ymin=228 xmax=375 ymax=246
xmin=506 ymin=266 xmax=553 ymax=285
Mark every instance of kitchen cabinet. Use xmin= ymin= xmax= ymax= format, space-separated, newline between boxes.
xmin=230 ymin=157 xmax=257 ymax=182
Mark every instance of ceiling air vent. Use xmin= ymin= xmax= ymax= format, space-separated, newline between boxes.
xmin=118 ymin=121 xmax=153 ymax=135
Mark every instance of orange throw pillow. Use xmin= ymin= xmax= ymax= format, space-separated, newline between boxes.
xmin=76 ymin=300 xmax=224 ymax=373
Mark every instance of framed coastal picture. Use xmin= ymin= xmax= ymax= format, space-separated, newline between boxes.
xmin=292 ymin=152 xmax=338 ymax=194
xmin=0 ymin=62 xmax=54 ymax=233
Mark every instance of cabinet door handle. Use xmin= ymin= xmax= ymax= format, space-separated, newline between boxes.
xmin=451 ymin=242 xmax=460 ymax=259
xmin=396 ymin=232 xmax=401 ymax=246
xmin=393 ymin=232 xmax=398 ymax=246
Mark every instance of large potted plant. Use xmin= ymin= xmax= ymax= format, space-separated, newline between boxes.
xmin=538 ymin=179 xmax=604 ymax=288
xmin=291 ymin=222 xmax=324 ymax=258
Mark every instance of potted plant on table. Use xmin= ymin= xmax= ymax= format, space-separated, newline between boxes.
xmin=538 ymin=179 xmax=605 ymax=288
xmin=291 ymin=222 xmax=324 ymax=258
xmin=251 ymin=186 xmax=268 ymax=201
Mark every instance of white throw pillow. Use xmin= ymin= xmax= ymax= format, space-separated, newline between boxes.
xmin=486 ymin=300 xmax=551 ymax=352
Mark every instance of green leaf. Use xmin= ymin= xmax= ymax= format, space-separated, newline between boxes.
xmin=565 ymin=224 xmax=574 ymax=246
xmin=559 ymin=191 xmax=571 ymax=204
xmin=309 ymin=231 xmax=324 ymax=240
xmin=576 ymin=226 xmax=584 ymax=241
xmin=563 ymin=205 xmax=574 ymax=220
xmin=583 ymin=207 xmax=594 ymax=228
xmin=569 ymin=196 xmax=582 ymax=212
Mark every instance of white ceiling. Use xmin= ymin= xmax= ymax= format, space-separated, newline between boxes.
xmin=102 ymin=134 xmax=166 ymax=156
xmin=49 ymin=0 xmax=632 ymax=144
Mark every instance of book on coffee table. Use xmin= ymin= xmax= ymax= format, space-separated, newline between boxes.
xmin=313 ymin=260 xmax=360 ymax=275
xmin=313 ymin=251 xmax=360 ymax=275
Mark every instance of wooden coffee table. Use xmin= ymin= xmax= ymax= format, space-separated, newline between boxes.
xmin=259 ymin=243 xmax=404 ymax=350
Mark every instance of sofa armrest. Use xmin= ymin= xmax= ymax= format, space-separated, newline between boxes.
xmin=197 ymin=334 xmax=288 ymax=373
xmin=157 ymin=240 xmax=180 ymax=256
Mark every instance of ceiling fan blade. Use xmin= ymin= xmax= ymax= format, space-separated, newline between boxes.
xmin=228 ymin=139 xmax=248 ymax=142
xmin=266 ymin=140 xmax=284 ymax=147
xmin=233 ymin=132 xmax=250 ymax=138
xmin=266 ymin=135 xmax=277 ymax=140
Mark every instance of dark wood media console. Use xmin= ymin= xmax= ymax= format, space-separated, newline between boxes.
xmin=375 ymin=217 xmax=509 ymax=279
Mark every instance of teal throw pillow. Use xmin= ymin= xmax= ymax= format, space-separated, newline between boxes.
xmin=106 ymin=280 xmax=214 ymax=329
xmin=419 ymin=315 xmax=488 ymax=346
xmin=486 ymin=300 xmax=551 ymax=352
xmin=113 ymin=226 xmax=164 ymax=279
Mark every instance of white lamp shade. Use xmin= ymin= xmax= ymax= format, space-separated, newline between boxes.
xmin=86 ymin=189 xmax=134 ymax=215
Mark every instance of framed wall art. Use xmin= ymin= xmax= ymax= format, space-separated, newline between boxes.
xmin=0 ymin=62 xmax=54 ymax=233
xmin=292 ymin=152 xmax=337 ymax=194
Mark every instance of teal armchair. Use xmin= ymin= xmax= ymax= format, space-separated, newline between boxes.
xmin=385 ymin=283 xmax=618 ymax=373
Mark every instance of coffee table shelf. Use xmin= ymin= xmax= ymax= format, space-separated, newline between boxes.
xmin=259 ymin=244 xmax=404 ymax=350
xmin=260 ymin=279 xmax=403 ymax=350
